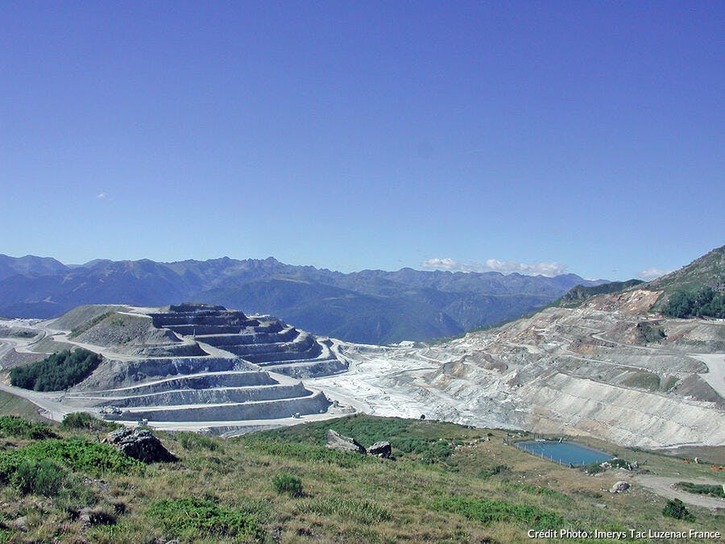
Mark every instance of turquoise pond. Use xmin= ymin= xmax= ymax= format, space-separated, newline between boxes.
xmin=515 ymin=441 xmax=612 ymax=466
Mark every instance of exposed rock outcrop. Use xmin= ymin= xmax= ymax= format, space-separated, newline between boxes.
xmin=105 ymin=428 xmax=177 ymax=463
xmin=326 ymin=429 xmax=366 ymax=454
xmin=368 ymin=441 xmax=392 ymax=458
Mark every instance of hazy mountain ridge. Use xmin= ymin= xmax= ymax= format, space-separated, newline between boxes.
xmin=0 ymin=254 xmax=603 ymax=343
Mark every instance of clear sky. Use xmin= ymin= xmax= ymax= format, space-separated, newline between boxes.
xmin=1 ymin=1 xmax=723 ymax=280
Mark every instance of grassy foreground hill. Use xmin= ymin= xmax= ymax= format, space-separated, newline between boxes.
xmin=0 ymin=413 xmax=722 ymax=543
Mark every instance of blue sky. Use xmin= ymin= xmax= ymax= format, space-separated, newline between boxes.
xmin=1 ymin=1 xmax=723 ymax=280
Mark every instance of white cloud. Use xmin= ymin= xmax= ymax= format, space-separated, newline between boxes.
xmin=421 ymin=257 xmax=568 ymax=277
xmin=97 ymin=192 xmax=107 ymax=200
xmin=638 ymin=268 xmax=671 ymax=281
xmin=420 ymin=258 xmax=469 ymax=271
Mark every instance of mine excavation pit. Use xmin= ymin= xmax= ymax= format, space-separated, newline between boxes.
xmin=12 ymin=303 xmax=349 ymax=430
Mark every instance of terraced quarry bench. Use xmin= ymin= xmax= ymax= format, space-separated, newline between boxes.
xmin=52 ymin=304 xmax=347 ymax=426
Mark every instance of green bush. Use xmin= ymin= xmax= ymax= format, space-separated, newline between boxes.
xmin=0 ymin=415 xmax=57 ymax=439
xmin=272 ymin=472 xmax=303 ymax=497
xmin=12 ymin=458 xmax=68 ymax=496
xmin=177 ymin=431 xmax=221 ymax=452
xmin=0 ymin=439 xmax=144 ymax=481
xmin=9 ymin=349 xmax=102 ymax=391
xmin=246 ymin=439 xmax=371 ymax=468
xmin=479 ymin=464 xmax=510 ymax=478
xmin=61 ymin=412 xmax=120 ymax=433
xmin=674 ymin=482 xmax=725 ymax=498
xmin=662 ymin=498 xmax=695 ymax=521
xmin=146 ymin=497 xmax=264 ymax=541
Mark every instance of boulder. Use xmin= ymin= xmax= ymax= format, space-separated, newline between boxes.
xmin=609 ymin=481 xmax=630 ymax=494
xmin=368 ymin=441 xmax=392 ymax=459
xmin=105 ymin=428 xmax=177 ymax=463
xmin=326 ymin=429 xmax=366 ymax=454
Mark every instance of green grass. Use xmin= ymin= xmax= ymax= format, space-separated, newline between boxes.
xmin=257 ymin=414 xmax=468 ymax=465
xmin=294 ymin=497 xmax=392 ymax=524
xmin=623 ymin=371 xmax=661 ymax=391
xmin=0 ymin=390 xmax=52 ymax=422
xmin=674 ymin=482 xmax=725 ymax=498
xmin=0 ymin=414 xmax=721 ymax=543
xmin=146 ymin=497 xmax=265 ymax=542
xmin=177 ymin=430 xmax=222 ymax=452
xmin=433 ymin=495 xmax=566 ymax=530
xmin=60 ymin=412 xmax=121 ymax=433
xmin=272 ymin=472 xmax=304 ymax=497
xmin=0 ymin=415 xmax=58 ymax=439
xmin=0 ymin=439 xmax=144 ymax=480
xmin=68 ymin=311 xmax=115 ymax=338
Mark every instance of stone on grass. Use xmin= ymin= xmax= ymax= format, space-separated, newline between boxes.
xmin=610 ymin=481 xmax=630 ymax=494
xmin=326 ymin=429 xmax=366 ymax=454
xmin=105 ymin=428 xmax=177 ymax=463
xmin=368 ymin=441 xmax=392 ymax=459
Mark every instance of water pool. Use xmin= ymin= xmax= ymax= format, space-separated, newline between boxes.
xmin=515 ymin=440 xmax=612 ymax=466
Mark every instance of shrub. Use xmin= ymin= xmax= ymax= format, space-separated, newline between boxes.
xmin=674 ymin=482 xmax=725 ymax=498
xmin=662 ymin=498 xmax=695 ymax=521
xmin=272 ymin=472 xmax=303 ymax=497
xmin=9 ymin=349 xmax=102 ymax=391
xmin=177 ymin=431 xmax=221 ymax=452
xmin=581 ymin=462 xmax=605 ymax=475
xmin=0 ymin=439 xmax=144 ymax=480
xmin=146 ymin=497 xmax=264 ymax=541
xmin=11 ymin=459 xmax=67 ymax=496
xmin=61 ymin=412 xmax=120 ymax=433
xmin=480 ymin=464 xmax=510 ymax=478
xmin=0 ymin=416 xmax=57 ymax=439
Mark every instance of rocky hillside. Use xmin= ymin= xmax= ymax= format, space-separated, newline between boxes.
xmin=648 ymin=244 xmax=725 ymax=297
xmin=323 ymin=246 xmax=725 ymax=450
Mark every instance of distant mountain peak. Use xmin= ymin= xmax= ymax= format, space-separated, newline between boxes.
xmin=0 ymin=253 xmax=603 ymax=343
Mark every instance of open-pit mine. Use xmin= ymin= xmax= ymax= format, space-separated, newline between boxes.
xmin=0 ymin=304 xmax=348 ymax=431
xmin=1 ymin=289 xmax=724 ymax=451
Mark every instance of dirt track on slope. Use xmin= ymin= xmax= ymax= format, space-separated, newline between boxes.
xmin=631 ymin=474 xmax=725 ymax=510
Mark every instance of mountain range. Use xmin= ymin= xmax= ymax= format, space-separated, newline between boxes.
xmin=0 ymin=254 xmax=604 ymax=344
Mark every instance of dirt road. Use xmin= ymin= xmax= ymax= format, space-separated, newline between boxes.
xmin=690 ymin=354 xmax=725 ymax=398
xmin=631 ymin=474 xmax=725 ymax=510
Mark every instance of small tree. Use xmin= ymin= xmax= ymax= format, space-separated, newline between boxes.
xmin=662 ymin=498 xmax=694 ymax=521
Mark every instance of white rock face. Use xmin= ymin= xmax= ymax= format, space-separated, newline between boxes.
xmin=311 ymin=290 xmax=725 ymax=449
